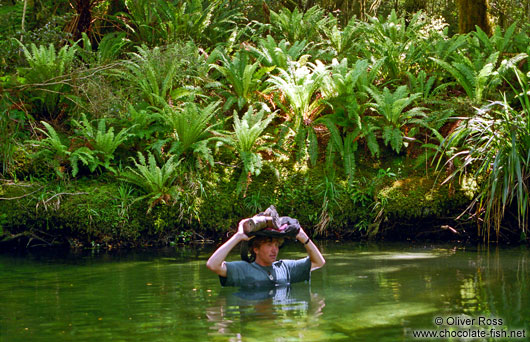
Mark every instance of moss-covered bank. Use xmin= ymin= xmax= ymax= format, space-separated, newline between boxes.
xmin=0 ymin=158 xmax=480 ymax=250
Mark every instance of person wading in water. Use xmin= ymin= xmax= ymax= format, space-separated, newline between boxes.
xmin=206 ymin=217 xmax=325 ymax=287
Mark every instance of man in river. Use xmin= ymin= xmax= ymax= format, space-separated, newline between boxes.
xmin=206 ymin=218 xmax=325 ymax=287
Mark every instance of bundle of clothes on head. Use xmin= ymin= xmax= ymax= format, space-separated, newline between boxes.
xmin=240 ymin=205 xmax=300 ymax=262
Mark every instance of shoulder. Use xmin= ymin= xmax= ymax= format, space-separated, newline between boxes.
xmin=225 ymin=260 xmax=254 ymax=271
xmin=276 ymin=257 xmax=311 ymax=268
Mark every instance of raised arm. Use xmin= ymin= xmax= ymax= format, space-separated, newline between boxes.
xmin=296 ymin=228 xmax=326 ymax=271
xmin=206 ymin=219 xmax=250 ymax=277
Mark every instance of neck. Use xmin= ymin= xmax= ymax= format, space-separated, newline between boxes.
xmin=255 ymin=258 xmax=272 ymax=267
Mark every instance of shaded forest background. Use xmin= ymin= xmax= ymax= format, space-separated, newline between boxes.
xmin=1 ymin=0 xmax=530 ymax=248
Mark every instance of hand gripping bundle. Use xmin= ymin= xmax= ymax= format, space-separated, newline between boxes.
xmin=240 ymin=205 xmax=300 ymax=262
xmin=243 ymin=205 xmax=300 ymax=238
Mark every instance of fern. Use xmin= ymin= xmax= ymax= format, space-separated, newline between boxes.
xmin=471 ymin=22 xmax=518 ymax=57
xmin=114 ymin=45 xmax=179 ymax=107
xmin=267 ymin=60 xmax=327 ymax=129
xmin=406 ymin=69 xmax=453 ymax=104
xmin=321 ymin=17 xmax=362 ymax=59
xmin=157 ymin=101 xmax=220 ymax=166
xmin=360 ymin=10 xmax=432 ymax=80
xmin=269 ymin=5 xmax=332 ymax=44
xmin=78 ymin=32 xmax=129 ymax=66
xmin=429 ymin=33 xmax=467 ymax=63
xmin=120 ymin=152 xmax=181 ymax=212
xmin=209 ymin=50 xmax=270 ymax=110
xmin=366 ymin=85 xmax=426 ymax=154
xmin=323 ymin=118 xmax=358 ymax=183
xmin=229 ymin=105 xmax=275 ymax=194
xmin=247 ymin=35 xmax=309 ymax=70
xmin=72 ymin=114 xmax=130 ymax=173
xmin=438 ymin=69 xmax=530 ymax=239
xmin=120 ymin=0 xmax=240 ymax=46
xmin=30 ymin=121 xmax=73 ymax=178
xmin=17 ymin=41 xmax=77 ymax=119
xmin=430 ymin=50 xmax=526 ymax=105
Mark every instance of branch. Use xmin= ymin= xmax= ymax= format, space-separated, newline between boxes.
xmin=0 ymin=187 xmax=43 ymax=200
xmin=43 ymin=192 xmax=89 ymax=204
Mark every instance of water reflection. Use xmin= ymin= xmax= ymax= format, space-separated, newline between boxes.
xmin=0 ymin=243 xmax=528 ymax=342
xmin=206 ymin=284 xmax=325 ymax=339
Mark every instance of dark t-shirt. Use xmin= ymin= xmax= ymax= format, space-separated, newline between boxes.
xmin=220 ymin=257 xmax=312 ymax=287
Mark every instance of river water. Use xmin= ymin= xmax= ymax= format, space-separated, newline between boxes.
xmin=1 ymin=242 xmax=528 ymax=342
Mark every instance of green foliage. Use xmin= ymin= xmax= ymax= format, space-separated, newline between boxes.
xmin=314 ymin=169 xmax=343 ymax=233
xmin=439 ymin=68 xmax=530 ymax=240
xmin=209 ymin=50 xmax=269 ymax=110
xmin=121 ymin=104 xmax=159 ymax=142
xmin=113 ymin=42 xmax=207 ymax=108
xmin=431 ymin=50 xmax=526 ymax=105
xmin=120 ymin=151 xmax=181 ymax=212
xmin=29 ymin=121 xmax=83 ymax=178
xmin=114 ymin=44 xmax=178 ymax=107
xmin=77 ymin=32 xmax=130 ymax=66
xmin=321 ymin=58 xmax=383 ymax=159
xmin=346 ymin=168 xmax=396 ymax=232
xmin=5 ymin=2 xmax=530 ymax=243
xmin=366 ymin=85 xmax=426 ymax=153
xmin=360 ymin=10 xmax=433 ymax=80
xmin=0 ymin=99 xmax=28 ymax=177
xmin=430 ymin=53 xmax=497 ymax=105
xmin=470 ymin=23 xmax=518 ymax=57
xmin=29 ymin=114 xmax=130 ymax=178
xmin=268 ymin=60 xmax=327 ymax=129
xmin=321 ymin=17 xmax=362 ymax=59
xmin=247 ymin=35 xmax=309 ymax=70
xmin=156 ymin=101 xmax=220 ymax=167
xmin=269 ymin=5 xmax=332 ymax=44
xmin=229 ymin=105 xmax=275 ymax=194
xmin=120 ymin=0 xmax=241 ymax=46
xmin=72 ymin=114 xmax=131 ymax=174
xmin=406 ymin=69 xmax=448 ymax=103
xmin=323 ymin=119 xmax=358 ymax=183
xmin=17 ymin=40 xmax=77 ymax=119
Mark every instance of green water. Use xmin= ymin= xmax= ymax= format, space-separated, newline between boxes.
xmin=1 ymin=242 xmax=528 ymax=342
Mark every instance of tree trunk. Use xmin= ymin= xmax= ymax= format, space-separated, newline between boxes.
xmin=456 ymin=0 xmax=492 ymax=35
xmin=76 ymin=0 xmax=92 ymax=40
xmin=107 ymin=0 xmax=127 ymax=16
xmin=404 ymin=0 xmax=426 ymax=13
xmin=359 ymin=0 xmax=365 ymax=21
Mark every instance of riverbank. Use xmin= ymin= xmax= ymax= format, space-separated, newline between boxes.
xmin=2 ymin=156 xmax=502 ymax=251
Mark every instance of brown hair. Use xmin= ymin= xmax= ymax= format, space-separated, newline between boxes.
xmin=240 ymin=236 xmax=284 ymax=263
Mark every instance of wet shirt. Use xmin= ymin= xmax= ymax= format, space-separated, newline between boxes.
xmin=220 ymin=257 xmax=311 ymax=287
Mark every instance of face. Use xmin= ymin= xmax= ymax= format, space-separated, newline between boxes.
xmin=253 ymin=239 xmax=280 ymax=266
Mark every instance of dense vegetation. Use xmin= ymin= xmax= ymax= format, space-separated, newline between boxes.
xmin=1 ymin=0 xmax=529 ymax=248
